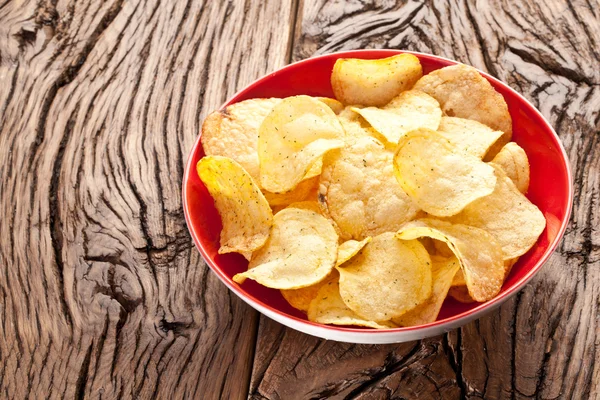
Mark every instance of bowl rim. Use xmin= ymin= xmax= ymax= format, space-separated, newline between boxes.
xmin=182 ymin=49 xmax=573 ymax=338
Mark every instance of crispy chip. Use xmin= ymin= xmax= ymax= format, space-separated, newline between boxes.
xmin=337 ymin=106 xmax=379 ymax=141
xmin=317 ymin=97 xmax=345 ymax=114
xmin=413 ymin=64 xmax=512 ymax=153
xmin=352 ymin=90 xmax=442 ymax=145
xmin=451 ymin=269 xmax=466 ymax=286
xmin=393 ymin=129 xmax=496 ymax=216
xmin=448 ymin=286 xmax=475 ymax=303
xmin=285 ymin=200 xmax=322 ymax=214
xmin=201 ymin=98 xmax=282 ymax=182
xmin=197 ymin=156 xmax=273 ymax=255
xmin=281 ymin=271 xmax=337 ymax=312
xmin=393 ymin=255 xmax=460 ymax=326
xmin=446 ymin=164 xmax=545 ymax=260
xmin=263 ymin=176 xmax=319 ymax=207
xmin=336 ymin=237 xmax=372 ymax=267
xmin=331 ymin=54 xmax=423 ymax=107
xmin=320 ymin=136 xmax=419 ymax=240
xmin=336 ymin=232 xmax=432 ymax=321
xmin=233 ymin=207 xmax=338 ymax=289
xmin=437 ymin=117 xmax=504 ymax=159
xmin=258 ymin=96 xmax=345 ymax=193
xmin=396 ymin=219 xmax=504 ymax=302
xmin=308 ymin=278 xmax=397 ymax=329
xmin=491 ymin=142 xmax=530 ymax=193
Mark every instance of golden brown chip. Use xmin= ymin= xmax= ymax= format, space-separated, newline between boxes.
xmin=396 ymin=219 xmax=504 ymax=302
xmin=331 ymin=54 xmax=423 ymax=107
xmin=201 ymin=98 xmax=282 ymax=182
xmin=258 ymin=95 xmax=345 ymax=193
xmin=393 ymin=255 xmax=460 ymax=326
xmin=413 ymin=64 xmax=512 ymax=152
xmin=490 ymin=142 xmax=530 ymax=193
xmin=307 ymin=278 xmax=397 ymax=329
xmin=437 ymin=116 xmax=504 ymax=159
xmin=451 ymin=269 xmax=466 ymax=286
xmin=393 ymin=129 xmax=496 ymax=217
xmin=336 ymin=237 xmax=372 ymax=267
xmin=352 ymin=90 xmax=442 ymax=145
xmin=446 ymin=164 xmax=545 ymax=260
xmin=281 ymin=271 xmax=337 ymax=313
xmin=233 ymin=207 xmax=338 ymax=289
xmin=262 ymin=176 xmax=319 ymax=207
xmin=448 ymin=286 xmax=475 ymax=303
xmin=320 ymin=136 xmax=419 ymax=240
xmin=336 ymin=232 xmax=432 ymax=321
xmin=197 ymin=156 xmax=273 ymax=255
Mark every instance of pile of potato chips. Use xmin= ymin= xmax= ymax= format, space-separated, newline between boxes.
xmin=198 ymin=54 xmax=546 ymax=329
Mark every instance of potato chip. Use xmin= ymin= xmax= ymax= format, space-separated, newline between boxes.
xmin=201 ymin=98 xmax=282 ymax=182
xmin=336 ymin=106 xmax=378 ymax=141
xmin=262 ymin=176 xmax=319 ymax=207
xmin=317 ymin=97 xmax=344 ymax=114
xmin=336 ymin=237 xmax=372 ymax=267
xmin=446 ymin=164 xmax=545 ymax=260
xmin=393 ymin=129 xmax=496 ymax=216
xmin=437 ymin=116 xmax=504 ymax=159
xmin=258 ymin=95 xmax=345 ymax=193
xmin=233 ymin=207 xmax=338 ymax=289
xmin=352 ymin=90 xmax=442 ymax=145
xmin=281 ymin=271 xmax=337 ymax=312
xmin=331 ymin=54 xmax=423 ymax=107
xmin=308 ymin=278 xmax=397 ymax=329
xmin=336 ymin=232 xmax=432 ymax=321
xmin=448 ymin=285 xmax=475 ymax=303
xmin=451 ymin=269 xmax=466 ymax=286
xmin=285 ymin=200 xmax=322 ymax=214
xmin=320 ymin=136 xmax=419 ymax=240
xmin=396 ymin=219 xmax=504 ymax=302
xmin=413 ymin=64 xmax=512 ymax=152
xmin=393 ymin=255 xmax=460 ymax=326
xmin=197 ymin=156 xmax=273 ymax=255
xmin=490 ymin=142 xmax=530 ymax=193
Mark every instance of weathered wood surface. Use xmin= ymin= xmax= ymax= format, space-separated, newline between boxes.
xmin=0 ymin=0 xmax=598 ymax=399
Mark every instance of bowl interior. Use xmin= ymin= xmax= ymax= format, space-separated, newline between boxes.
xmin=183 ymin=50 xmax=572 ymax=330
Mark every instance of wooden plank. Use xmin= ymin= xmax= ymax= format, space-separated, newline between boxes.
xmin=0 ymin=0 xmax=294 ymax=398
xmin=250 ymin=1 xmax=600 ymax=399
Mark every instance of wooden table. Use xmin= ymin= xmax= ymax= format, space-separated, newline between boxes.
xmin=1 ymin=1 xmax=598 ymax=398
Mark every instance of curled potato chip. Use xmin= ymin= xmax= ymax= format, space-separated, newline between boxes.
xmin=331 ymin=54 xmax=423 ymax=107
xmin=317 ymin=97 xmax=345 ymax=114
xmin=308 ymin=278 xmax=397 ymax=329
xmin=437 ymin=117 xmax=504 ymax=159
xmin=448 ymin=285 xmax=475 ymax=303
xmin=337 ymin=106 xmax=379 ymax=141
xmin=451 ymin=269 xmax=466 ymax=286
xmin=336 ymin=232 xmax=432 ymax=321
xmin=320 ymin=136 xmax=419 ymax=240
xmin=396 ymin=219 xmax=504 ymax=302
xmin=201 ymin=98 xmax=282 ymax=182
xmin=491 ymin=142 xmax=530 ymax=193
xmin=393 ymin=129 xmax=496 ymax=216
xmin=281 ymin=271 xmax=337 ymax=313
xmin=336 ymin=237 xmax=372 ymax=267
xmin=233 ymin=207 xmax=338 ymax=289
xmin=446 ymin=164 xmax=545 ymax=260
xmin=393 ymin=255 xmax=460 ymax=326
xmin=263 ymin=176 xmax=319 ymax=207
xmin=258 ymin=96 xmax=345 ymax=193
xmin=352 ymin=90 xmax=442 ymax=145
xmin=413 ymin=63 xmax=512 ymax=152
xmin=197 ymin=156 xmax=273 ymax=255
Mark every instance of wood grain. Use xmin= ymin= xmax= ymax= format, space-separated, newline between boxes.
xmin=0 ymin=0 xmax=294 ymax=398
xmin=250 ymin=1 xmax=600 ymax=399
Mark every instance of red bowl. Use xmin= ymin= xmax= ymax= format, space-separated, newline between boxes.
xmin=182 ymin=50 xmax=572 ymax=343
